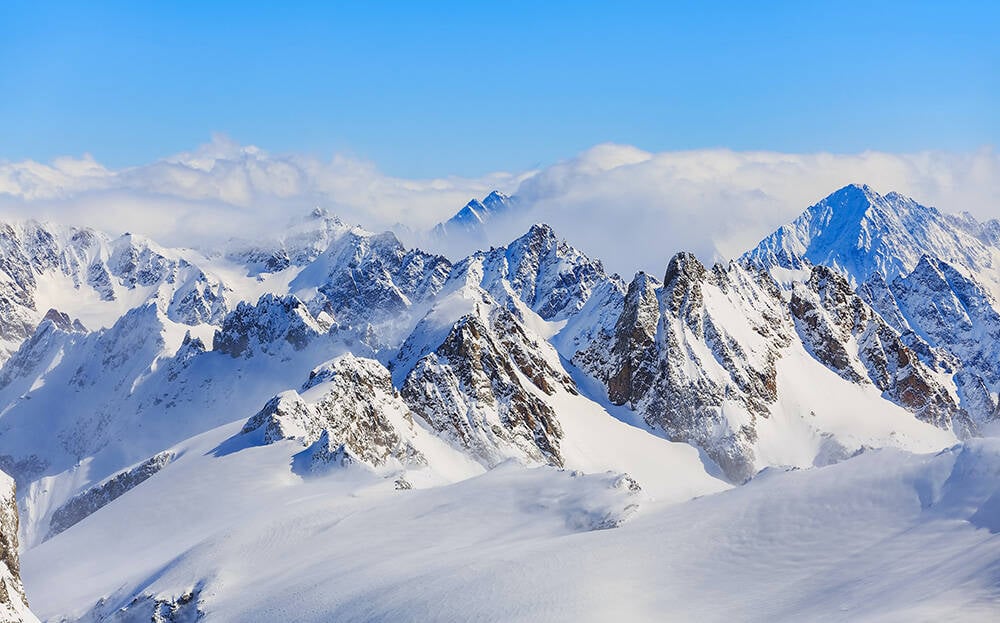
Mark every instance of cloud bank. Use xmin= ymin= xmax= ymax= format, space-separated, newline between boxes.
xmin=1 ymin=135 xmax=997 ymax=275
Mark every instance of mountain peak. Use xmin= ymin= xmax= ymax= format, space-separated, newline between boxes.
xmin=743 ymin=183 xmax=1000 ymax=289
xmin=483 ymin=190 xmax=511 ymax=207
xmin=523 ymin=222 xmax=556 ymax=241
xmin=832 ymin=182 xmax=876 ymax=197
xmin=820 ymin=183 xmax=882 ymax=218
xmin=434 ymin=191 xmax=518 ymax=239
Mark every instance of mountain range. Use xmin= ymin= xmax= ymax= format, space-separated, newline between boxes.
xmin=2 ymin=183 xmax=999 ymax=622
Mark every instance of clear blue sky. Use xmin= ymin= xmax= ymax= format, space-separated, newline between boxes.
xmin=1 ymin=1 xmax=996 ymax=177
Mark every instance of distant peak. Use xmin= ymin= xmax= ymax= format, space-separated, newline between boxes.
xmin=458 ymin=199 xmax=486 ymax=215
xmin=434 ymin=191 xmax=518 ymax=238
xmin=483 ymin=190 xmax=510 ymax=205
xmin=827 ymin=183 xmax=879 ymax=202
xmin=525 ymin=222 xmax=556 ymax=239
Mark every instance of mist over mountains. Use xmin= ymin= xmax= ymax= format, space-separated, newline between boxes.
xmin=3 ymin=137 xmax=998 ymax=275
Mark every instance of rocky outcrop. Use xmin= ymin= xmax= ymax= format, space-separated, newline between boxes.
xmin=40 ymin=309 xmax=86 ymax=333
xmin=451 ymin=223 xmax=620 ymax=322
xmin=47 ymin=452 xmax=174 ymax=540
xmin=401 ymin=299 xmax=575 ymax=468
xmin=0 ymin=471 xmax=39 ymax=623
xmin=242 ymin=354 xmax=424 ymax=470
xmin=597 ymin=271 xmax=660 ymax=406
xmin=81 ymin=585 xmax=204 ymax=623
xmin=791 ymin=266 xmax=972 ymax=434
xmin=213 ymin=294 xmax=331 ymax=358
xmin=574 ymin=254 xmax=791 ymax=482
xmin=290 ymin=229 xmax=451 ymax=332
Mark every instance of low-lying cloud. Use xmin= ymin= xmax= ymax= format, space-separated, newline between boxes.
xmin=1 ymin=135 xmax=997 ymax=276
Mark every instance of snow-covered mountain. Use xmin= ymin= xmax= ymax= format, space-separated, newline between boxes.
xmin=745 ymin=183 xmax=1000 ymax=291
xmin=747 ymin=184 xmax=1000 ymax=426
xmin=3 ymin=185 xmax=1000 ymax=622
xmin=563 ymin=253 xmax=963 ymax=482
xmin=431 ymin=190 xmax=518 ymax=241
xmin=223 ymin=207 xmax=353 ymax=276
xmin=0 ymin=221 xmax=236 ymax=363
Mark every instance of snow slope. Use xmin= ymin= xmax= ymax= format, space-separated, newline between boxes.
xmin=22 ymin=431 xmax=1000 ymax=622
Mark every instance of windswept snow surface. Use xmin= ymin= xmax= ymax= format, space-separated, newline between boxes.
xmin=22 ymin=430 xmax=1000 ymax=622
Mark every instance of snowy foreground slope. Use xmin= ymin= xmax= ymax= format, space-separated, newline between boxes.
xmin=3 ymin=184 xmax=1000 ymax=621
xmin=22 ymin=432 xmax=1000 ymax=622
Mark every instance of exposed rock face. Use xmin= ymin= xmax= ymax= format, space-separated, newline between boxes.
xmin=0 ymin=471 xmax=38 ymax=623
xmin=574 ymin=254 xmax=791 ymax=482
xmin=790 ymin=266 xmax=971 ymax=434
xmin=595 ymin=271 xmax=660 ymax=406
xmin=572 ymin=252 xmax=977 ymax=482
xmin=242 ymin=354 xmax=424 ymax=470
xmin=401 ymin=300 xmax=575 ymax=468
xmin=213 ymin=294 xmax=330 ymax=358
xmin=47 ymin=452 xmax=174 ymax=540
xmin=290 ymin=229 xmax=451 ymax=333
xmin=451 ymin=223 xmax=620 ymax=322
xmin=855 ymin=256 xmax=1000 ymax=424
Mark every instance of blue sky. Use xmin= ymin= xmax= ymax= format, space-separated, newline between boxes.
xmin=1 ymin=1 xmax=996 ymax=177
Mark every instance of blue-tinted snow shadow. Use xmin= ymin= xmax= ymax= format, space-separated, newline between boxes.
xmin=207 ymin=427 xmax=263 ymax=458
xmin=559 ymin=354 xmax=729 ymax=482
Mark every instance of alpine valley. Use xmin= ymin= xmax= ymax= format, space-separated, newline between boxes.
xmin=2 ymin=184 xmax=999 ymax=622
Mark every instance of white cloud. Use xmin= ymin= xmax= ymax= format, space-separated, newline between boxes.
xmin=0 ymin=134 xmax=520 ymax=248
xmin=478 ymin=144 xmax=1000 ymax=276
xmin=1 ymin=136 xmax=996 ymax=276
